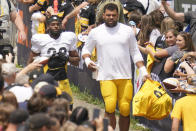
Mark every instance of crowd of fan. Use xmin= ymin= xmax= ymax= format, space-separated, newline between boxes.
xmin=0 ymin=0 xmax=196 ymax=130
xmin=0 ymin=61 xmax=115 ymax=131
xmin=129 ymin=5 xmax=196 ymax=82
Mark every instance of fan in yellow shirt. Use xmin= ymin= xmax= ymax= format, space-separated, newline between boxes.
xmin=171 ymin=94 xmax=196 ymax=131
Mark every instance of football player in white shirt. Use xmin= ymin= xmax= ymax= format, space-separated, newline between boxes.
xmin=28 ymin=15 xmax=80 ymax=109
xmin=82 ymin=3 xmax=150 ymax=131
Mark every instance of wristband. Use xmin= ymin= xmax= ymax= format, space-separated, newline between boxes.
xmin=139 ymin=66 xmax=148 ymax=78
xmin=84 ymin=57 xmax=91 ymax=67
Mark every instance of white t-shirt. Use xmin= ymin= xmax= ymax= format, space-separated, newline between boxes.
xmin=9 ymin=86 xmax=33 ymax=103
xmin=31 ymin=32 xmax=77 ymax=57
xmin=82 ymin=23 xmax=143 ymax=81
xmin=138 ymin=0 xmax=161 ymax=14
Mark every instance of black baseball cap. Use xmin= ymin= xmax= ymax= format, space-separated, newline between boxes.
xmin=31 ymin=73 xmax=58 ymax=89
xmin=46 ymin=15 xmax=62 ymax=25
xmin=39 ymin=84 xmax=57 ymax=98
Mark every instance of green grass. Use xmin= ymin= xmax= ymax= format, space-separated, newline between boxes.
xmin=71 ymin=84 xmax=151 ymax=131
xmin=16 ymin=64 xmax=23 ymax=68
xmin=71 ymin=84 xmax=105 ymax=108
xmin=130 ymin=118 xmax=151 ymax=131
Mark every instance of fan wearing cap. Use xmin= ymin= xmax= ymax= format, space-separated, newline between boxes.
xmin=28 ymin=15 xmax=79 ymax=108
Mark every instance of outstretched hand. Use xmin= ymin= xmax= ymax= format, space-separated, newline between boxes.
xmin=5 ymin=53 xmax=13 ymax=63
xmin=94 ymin=116 xmax=103 ymax=131
xmin=27 ymin=61 xmax=42 ymax=71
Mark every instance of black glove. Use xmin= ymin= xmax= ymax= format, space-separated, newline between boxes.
xmin=47 ymin=52 xmax=69 ymax=81
xmin=58 ymin=51 xmax=69 ymax=62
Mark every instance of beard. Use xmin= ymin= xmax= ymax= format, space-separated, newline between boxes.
xmin=49 ymin=29 xmax=62 ymax=39
xmin=104 ymin=20 xmax=118 ymax=27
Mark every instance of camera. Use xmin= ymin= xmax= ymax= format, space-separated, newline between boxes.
xmin=93 ymin=108 xmax=100 ymax=120
xmin=2 ymin=46 xmax=11 ymax=56
xmin=0 ymin=45 xmax=14 ymax=61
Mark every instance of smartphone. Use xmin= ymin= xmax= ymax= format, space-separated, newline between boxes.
xmin=103 ymin=118 xmax=109 ymax=131
xmin=93 ymin=108 xmax=100 ymax=120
